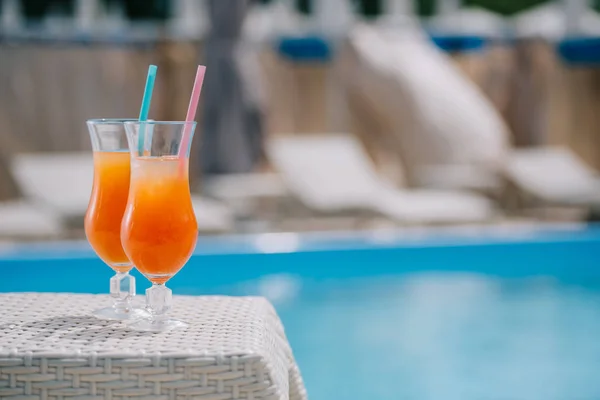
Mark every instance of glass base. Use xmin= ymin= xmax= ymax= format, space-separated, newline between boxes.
xmin=126 ymin=317 xmax=188 ymax=332
xmin=93 ymin=307 xmax=149 ymax=321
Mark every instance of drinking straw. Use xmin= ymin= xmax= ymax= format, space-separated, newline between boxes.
xmin=138 ymin=65 xmax=158 ymax=155
xmin=179 ymin=65 xmax=206 ymax=159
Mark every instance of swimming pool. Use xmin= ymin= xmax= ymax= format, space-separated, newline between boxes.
xmin=2 ymin=225 xmax=600 ymax=400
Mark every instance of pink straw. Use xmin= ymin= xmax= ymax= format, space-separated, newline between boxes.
xmin=179 ymin=65 xmax=206 ymax=158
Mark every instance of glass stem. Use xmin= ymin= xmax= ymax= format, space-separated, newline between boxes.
xmin=110 ymin=271 xmax=135 ymax=314
xmin=146 ymin=284 xmax=172 ymax=322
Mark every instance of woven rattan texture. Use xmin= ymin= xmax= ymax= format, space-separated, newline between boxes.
xmin=0 ymin=293 xmax=307 ymax=400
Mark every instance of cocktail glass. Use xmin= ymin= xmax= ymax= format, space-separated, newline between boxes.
xmin=85 ymin=119 xmax=148 ymax=320
xmin=122 ymin=121 xmax=198 ymax=332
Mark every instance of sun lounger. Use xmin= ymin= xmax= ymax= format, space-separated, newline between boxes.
xmin=11 ymin=152 xmax=93 ymax=220
xmin=11 ymin=152 xmax=233 ymax=233
xmin=0 ymin=151 xmax=64 ymax=239
xmin=203 ymin=172 xmax=290 ymax=224
xmin=505 ymin=146 xmax=600 ymax=207
xmin=203 ymin=173 xmax=289 ymax=203
xmin=341 ymin=23 xmax=509 ymax=193
xmin=0 ymin=200 xmax=63 ymax=238
xmin=342 ymin=23 xmax=600 ymax=213
xmin=267 ymin=134 xmax=495 ymax=224
xmin=191 ymin=196 xmax=235 ymax=233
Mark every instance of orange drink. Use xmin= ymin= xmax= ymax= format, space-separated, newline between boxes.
xmin=121 ymin=156 xmax=198 ymax=284
xmin=85 ymin=151 xmax=131 ymax=272
xmin=123 ymin=66 xmax=203 ymax=332
xmin=122 ymin=120 xmax=198 ymax=332
xmin=85 ymin=118 xmax=146 ymax=322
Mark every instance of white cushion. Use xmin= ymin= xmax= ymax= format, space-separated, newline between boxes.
xmin=11 ymin=152 xmax=93 ymax=218
xmin=268 ymin=134 xmax=382 ymax=211
xmin=373 ymin=188 xmax=493 ymax=223
xmin=506 ymin=147 xmax=600 ymax=205
xmin=0 ymin=201 xmax=63 ymax=237
xmin=203 ymin=173 xmax=288 ymax=201
xmin=348 ymin=23 xmax=509 ymax=186
xmin=268 ymin=134 xmax=494 ymax=222
xmin=191 ymin=196 xmax=234 ymax=233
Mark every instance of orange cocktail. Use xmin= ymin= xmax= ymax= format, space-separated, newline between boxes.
xmin=85 ymin=118 xmax=145 ymax=322
xmin=121 ymin=156 xmax=198 ymax=284
xmin=122 ymin=120 xmax=197 ymax=332
xmin=85 ymin=151 xmax=131 ymax=272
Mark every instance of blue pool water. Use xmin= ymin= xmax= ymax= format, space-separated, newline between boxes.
xmin=277 ymin=274 xmax=600 ymax=400
xmin=2 ymin=226 xmax=600 ymax=400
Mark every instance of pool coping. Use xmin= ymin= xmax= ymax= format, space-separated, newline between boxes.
xmin=0 ymin=222 xmax=597 ymax=262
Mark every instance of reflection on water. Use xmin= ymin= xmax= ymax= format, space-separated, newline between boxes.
xmin=254 ymin=273 xmax=600 ymax=400
xmin=254 ymin=273 xmax=302 ymax=304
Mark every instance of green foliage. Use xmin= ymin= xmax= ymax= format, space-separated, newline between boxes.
xmin=15 ymin=0 xmax=600 ymax=22
xmin=297 ymin=0 xmax=312 ymax=15
xmin=121 ymin=0 xmax=170 ymax=21
xmin=20 ymin=0 xmax=52 ymax=20
xmin=355 ymin=0 xmax=383 ymax=18
xmin=462 ymin=0 xmax=550 ymax=16
xmin=416 ymin=0 xmax=436 ymax=17
xmin=18 ymin=0 xmax=74 ymax=19
xmin=351 ymin=0 xmax=600 ymax=17
xmin=18 ymin=0 xmax=170 ymax=21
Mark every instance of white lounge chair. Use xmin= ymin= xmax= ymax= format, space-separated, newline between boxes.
xmin=11 ymin=152 xmax=234 ymax=233
xmin=0 ymin=137 xmax=64 ymax=240
xmin=0 ymin=200 xmax=63 ymax=239
xmin=267 ymin=134 xmax=495 ymax=224
xmin=203 ymin=173 xmax=289 ymax=203
xmin=11 ymin=152 xmax=93 ymax=220
xmin=341 ymin=22 xmax=509 ymax=193
xmin=343 ymin=23 xmax=600 ymax=213
xmin=505 ymin=146 xmax=600 ymax=207
xmin=191 ymin=196 xmax=235 ymax=233
xmin=203 ymin=172 xmax=290 ymax=223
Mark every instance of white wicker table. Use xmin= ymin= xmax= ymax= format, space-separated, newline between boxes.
xmin=0 ymin=293 xmax=307 ymax=400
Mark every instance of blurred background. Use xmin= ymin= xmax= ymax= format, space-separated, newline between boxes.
xmin=3 ymin=2 xmax=600 ymax=399
xmin=2 ymin=0 xmax=600 ymax=241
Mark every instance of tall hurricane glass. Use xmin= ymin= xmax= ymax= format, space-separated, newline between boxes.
xmin=122 ymin=121 xmax=198 ymax=332
xmin=85 ymin=119 xmax=147 ymax=320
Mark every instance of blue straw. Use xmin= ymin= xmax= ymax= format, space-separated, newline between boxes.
xmin=138 ymin=65 xmax=157 ymax=155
